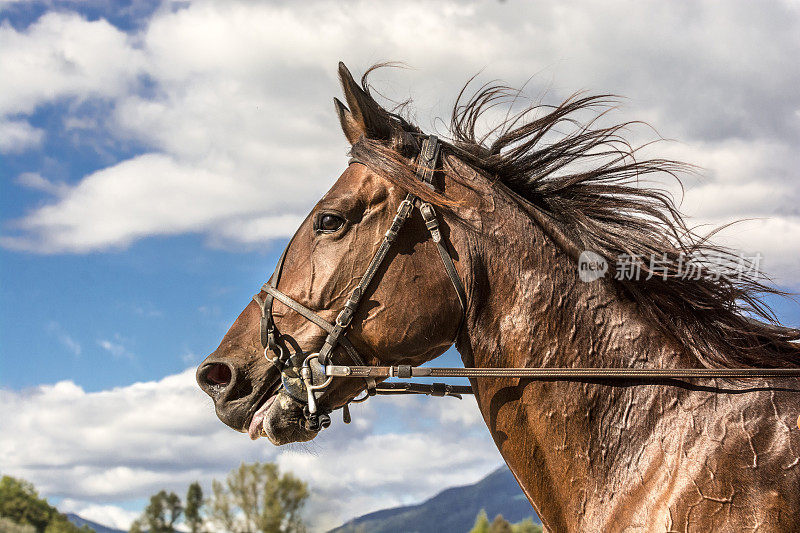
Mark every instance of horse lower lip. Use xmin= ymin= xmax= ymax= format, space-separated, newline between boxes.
xmin=248 ymin=393 xmax=278 ymax=440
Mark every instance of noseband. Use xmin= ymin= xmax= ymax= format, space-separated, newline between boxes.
xmin=252 ymin=135 xmax=800 ymax=435
xmin=253 ymin=135 xmax=469 ymax=431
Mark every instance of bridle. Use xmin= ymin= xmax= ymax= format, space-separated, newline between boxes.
xmin=253 ymin=135 xmax=470 ymax=431
xmin=253 ymin=135 xmax=800 ymax=434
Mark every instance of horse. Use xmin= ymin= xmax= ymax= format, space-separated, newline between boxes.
xmin=197 ymin=63 xmax=800 ymax=531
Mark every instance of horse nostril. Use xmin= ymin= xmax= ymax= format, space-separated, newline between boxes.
xmin=205 ymin=363 xmax=232 ymax=387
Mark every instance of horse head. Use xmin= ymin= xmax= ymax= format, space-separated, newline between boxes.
xmin=196 ymin=63 xmax=467 ymax=445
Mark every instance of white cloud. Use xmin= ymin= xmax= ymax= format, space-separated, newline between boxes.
xmin=1 ymin=0 xmax=797 ymax=268
xmin=97 ymin=335 xmax=135 ymax=360
xmin=695 ymin=217 xmax=800 ymax=287
xmin=206 ymin=214 xmax=307 ymax=249
xmin=636 ymin=138 xmax=800 ymax=284
xmin=16 ymin=172 xmax=68 ymax=196
xmin=0 ymin=119 xmax=44 ymax=152
xmin=58 ymin=501 xmax=140 ymax=531
xmin=0 ymin=369 xmax=500 ymax=531
xmin=0 ymin=11 xmax=145 ymax=116
xmin=1 ymin=153 xmax=309 ymax=253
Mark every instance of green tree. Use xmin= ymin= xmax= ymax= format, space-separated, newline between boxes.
xmin=469 ymin=510 xmax=490 ymax=533
xmin=510 ymin=518 xmax=542 ymax=533
xmin=0 ymin=516 xmax=36 ymax=533
xmin=489 ymin=514 xmax=513 ymax=533
xmin=134 ymin=490 xmax=182 ymax=533
xmin=184 ymin=482 xmax=204 ymax=533
xmin=0 ymin=476 xmax=52 ymax=531
xmin=208 ymin=462 xmax=308 ymax=533
xmin=0 ymin=475 xmax=92 ymax=533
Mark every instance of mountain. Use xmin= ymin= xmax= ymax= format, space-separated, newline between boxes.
xmin=66 ymin=513 xmax=125 ymax=533
xmin=329 ymin=466 xmax=539 ymax=533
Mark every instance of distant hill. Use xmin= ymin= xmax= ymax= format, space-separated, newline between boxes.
xmin=329 ymin=466 xmax=539 ymax=533
xmin=66 ymin=513 xmax=125 ymax=533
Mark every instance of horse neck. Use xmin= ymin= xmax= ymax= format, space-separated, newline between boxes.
xmin=451 ymin=175 xmax=698 ymax=529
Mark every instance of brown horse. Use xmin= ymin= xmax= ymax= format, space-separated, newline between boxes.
xmin=197 ymin=63 xmax=800 ymax=531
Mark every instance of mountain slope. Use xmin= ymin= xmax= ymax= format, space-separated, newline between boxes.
xmin=329 ymin=466 xmax=538 ymax=533
xmin=66 ymin=513 xmax=125 ymax=533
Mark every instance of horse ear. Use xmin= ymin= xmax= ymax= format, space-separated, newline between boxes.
xmin=336 ymin=62 xmax=392 ymax=144
xmin=334 ymin=98 xmax=363 ymax=145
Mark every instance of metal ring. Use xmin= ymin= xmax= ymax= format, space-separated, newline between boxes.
xmin=264 ymin=344 xmax=286 ymax=365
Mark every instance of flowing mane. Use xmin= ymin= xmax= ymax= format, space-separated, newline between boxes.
xmin=347 ymin=65 xmax=800 ymax=370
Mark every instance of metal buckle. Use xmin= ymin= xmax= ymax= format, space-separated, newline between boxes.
xmin=397 ymin=198 xmax=413 ymax=218
xmin=336 ymin=308 xmax=353 ymax=328
xmin=301 ymin=353 xmax=333 ymax=415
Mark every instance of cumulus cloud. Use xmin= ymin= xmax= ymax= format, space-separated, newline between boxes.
xmin=0 ymin=119 xmax=44 ymax=152
xmin=57 ymin=501 xmax=140 ymax=531
xmin=640 ymin=138 xmax=800 ymax=283
xmin=0 ymin=369 xmax=500 ymax=531
xmin=0 ymin=11 xmax=145 ymax=116
xmin=0 ymin=0 xmax=797 ymax=281
xmin=3 ymin=153 xmax=280 ymax=252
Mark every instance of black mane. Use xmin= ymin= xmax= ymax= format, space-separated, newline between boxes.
xmin=349 ymin=65 xmax=800 ymax=369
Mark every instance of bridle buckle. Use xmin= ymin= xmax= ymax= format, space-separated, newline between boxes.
xmin=397 ymin=198 xmax=414 ymax=218
xmin=336 ymin=308 xmax=354 ymax=328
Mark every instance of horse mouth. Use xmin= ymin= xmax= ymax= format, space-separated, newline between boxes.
xmin=246 ymin=378 xmax=282 ymax=440
xmin=247 ymin=383 xmax=317 ymax=445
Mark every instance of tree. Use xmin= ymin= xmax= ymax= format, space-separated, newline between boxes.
xmin=184 ymin=482 xmax=204 ymax=533
xmin=0 ymin=517 xmax=35 ymax=533
xmin=208 ymin=462 xmax=308 ymax=533
xmin=0 ymin=476 xmax=51 ymax=531
xmin=470 ymin=511 xmax=542 ymax=533
xmin=134 ymin=490 xmax=182 ymax=533
xmin=0 ymin=475 xmax=92 ymax=533
xmin=489 ymin=514 xmax=513 ymax=533
xmin=510 ymin=518 xmax=542 ymax=533
xmin=469 ymin=510 xmax=490 ymax=533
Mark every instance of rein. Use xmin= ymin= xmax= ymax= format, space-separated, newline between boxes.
xmin=253 ymin=134 xmax=800 ymax=434
xmin=322 ymin=364 xmax=800 ymax=380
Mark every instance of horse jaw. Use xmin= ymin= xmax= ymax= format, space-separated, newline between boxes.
xmin=260 ymin=390 xmax=317 ymax=445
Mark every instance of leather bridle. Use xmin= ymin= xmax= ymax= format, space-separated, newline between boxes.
xmin=253 ymin=135 xmax=470 ymax=431
xmin=252 ymin=134 xmax=800 ymax=434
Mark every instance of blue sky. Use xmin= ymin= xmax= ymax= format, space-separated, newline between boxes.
xmin=0 ymin=0 xmax=272 ymax=391
xmin=1 ymin=0 xmax=799 ymax=530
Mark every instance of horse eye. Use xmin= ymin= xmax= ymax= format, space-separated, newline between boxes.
xmin=317 ymin=213 xmax=345 ymax=233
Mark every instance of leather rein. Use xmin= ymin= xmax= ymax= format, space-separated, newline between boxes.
xmin=253 ymin=134 xmax=800 ymax=433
